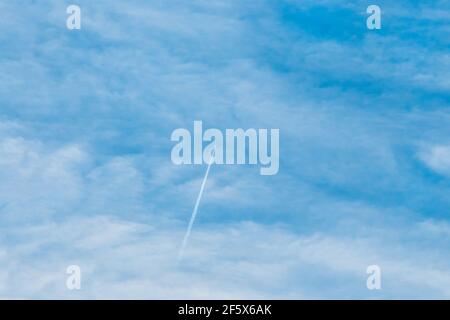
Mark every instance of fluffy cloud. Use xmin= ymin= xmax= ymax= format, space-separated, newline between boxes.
xmin=420 ymin=145 xmax=450 ymax=177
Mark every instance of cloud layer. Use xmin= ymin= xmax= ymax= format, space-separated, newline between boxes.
xmin=0 ymin=0 xmax=449 ymax=299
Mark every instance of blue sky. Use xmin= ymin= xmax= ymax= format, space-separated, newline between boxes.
xmin=0 ymin=0 xmax=450 ymax=299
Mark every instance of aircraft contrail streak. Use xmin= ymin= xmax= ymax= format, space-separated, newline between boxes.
xmin=178 ymin=155 xmax=214 ymax=262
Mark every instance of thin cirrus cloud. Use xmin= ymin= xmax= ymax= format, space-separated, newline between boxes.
xmin=0 ymin=0 xmax=449 ymax=298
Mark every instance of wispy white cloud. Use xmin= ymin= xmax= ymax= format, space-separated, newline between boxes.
xmin=420 ymin=145 xmax=450 ymax=177
xmin=0 ymin=0 xmax=449 ymax=299
xmin=1 ymin=215 xmax=450 ymax=299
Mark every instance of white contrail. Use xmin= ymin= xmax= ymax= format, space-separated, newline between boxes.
xmin=178 ymin=152 xmax=215 ymax=262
